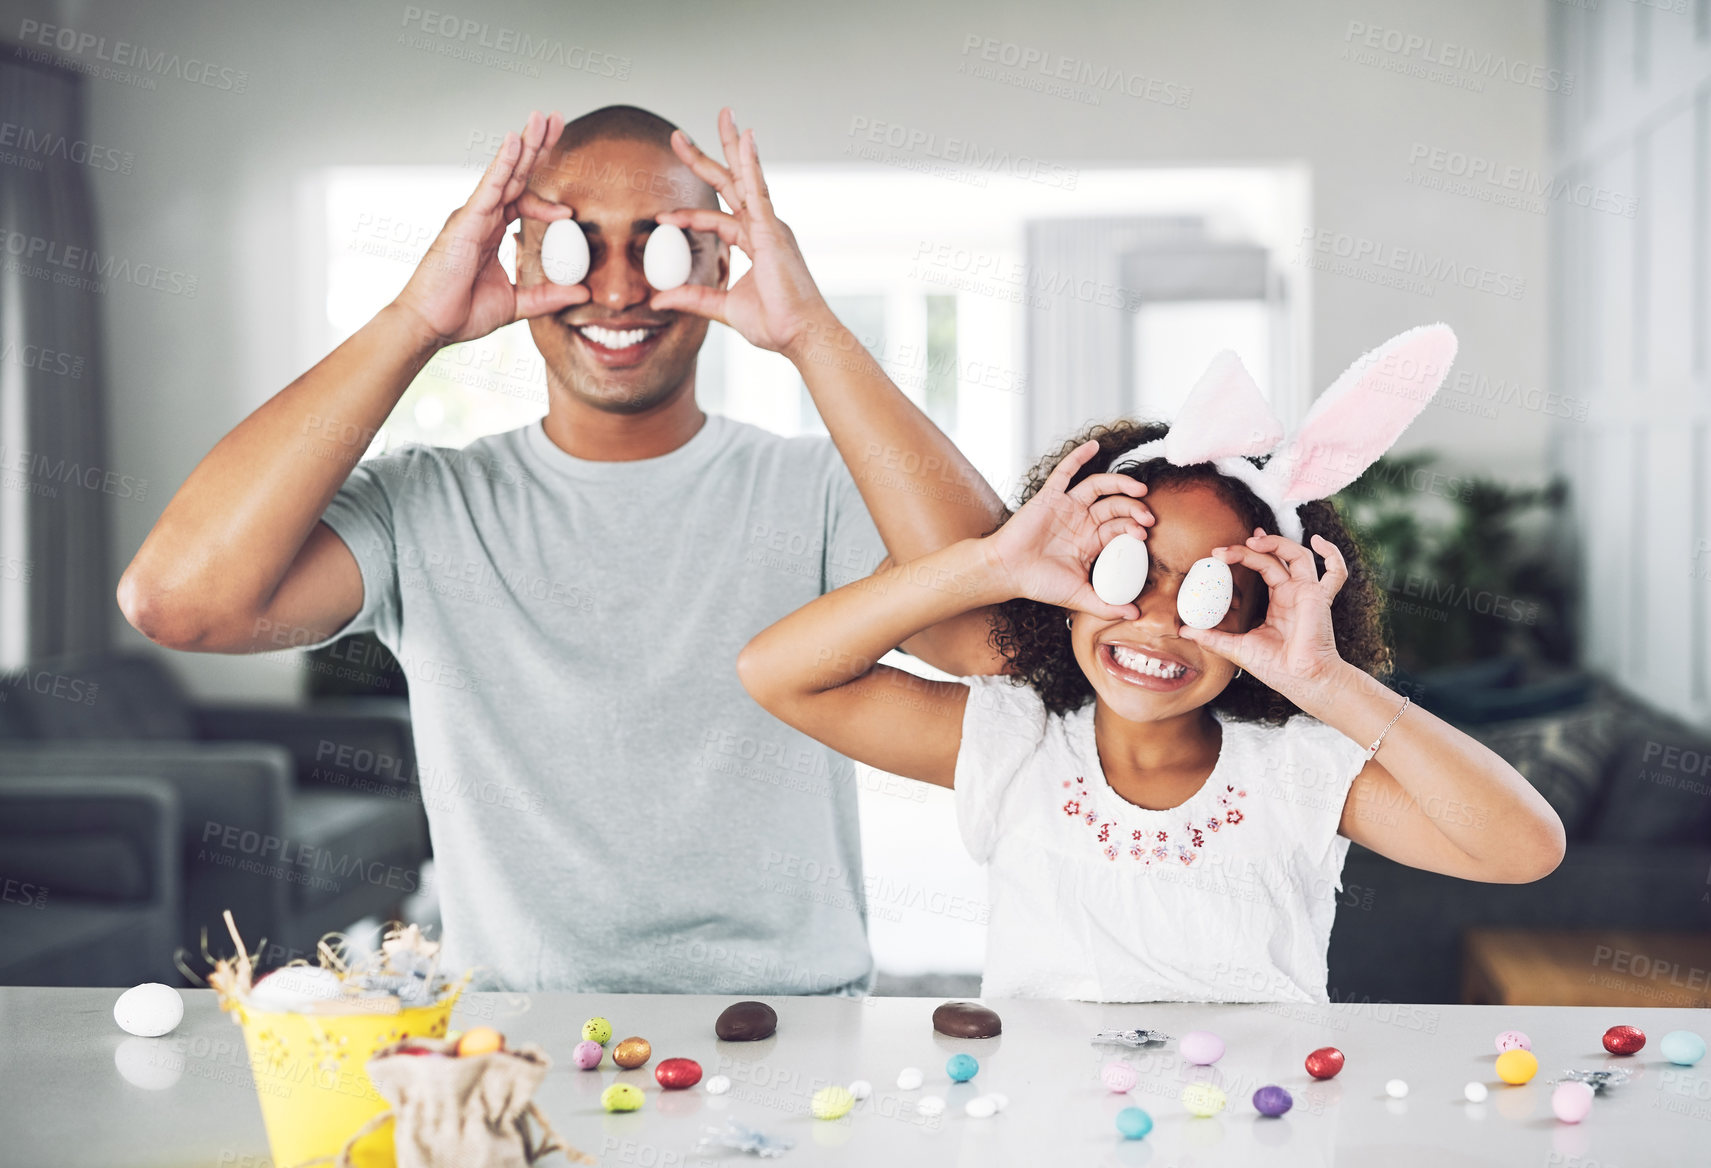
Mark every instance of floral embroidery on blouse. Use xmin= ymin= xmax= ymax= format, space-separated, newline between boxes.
xmin=1064 ymin=774 xmax=1249 ymax=864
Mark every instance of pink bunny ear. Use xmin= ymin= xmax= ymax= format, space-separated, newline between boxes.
xmin=1265 ymin=323 xmax=1458 ymax=504
xmin=1161 ymin=351 xmax=1286 ymax=464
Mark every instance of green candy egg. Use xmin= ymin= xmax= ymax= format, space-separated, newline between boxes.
xmin=601 ymin=1082 xmax=644 ymax=1112
xmin=582 ymin=1016 xmax=613 ymax=1045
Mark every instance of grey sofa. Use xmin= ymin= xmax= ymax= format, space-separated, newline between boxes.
xmin=1329 ymin=677 xmax=1711 ymax=1004
xmin=0 ymin=653 xmax=430 ymax=982
xmin=0 ymin=775 xmax=180 ymax=986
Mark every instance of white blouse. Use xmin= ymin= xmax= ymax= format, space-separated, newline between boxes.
xmin=955 ymin=674 xmax=1370 ymax=1003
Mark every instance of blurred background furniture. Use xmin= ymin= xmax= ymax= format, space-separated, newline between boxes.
xmin=1463 ymin=928 xmax=1711 ymax=1008
xmin=1330 ymin=672 xmax=1711 ymax=1004
xmin=0 ymin=775 xmax=179 ymax=986
xmin=0 ymin=653 xmax=428 ymax=983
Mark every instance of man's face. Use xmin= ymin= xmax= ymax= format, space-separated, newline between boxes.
xmin=520 ymin=136 xmax=725 ymax=413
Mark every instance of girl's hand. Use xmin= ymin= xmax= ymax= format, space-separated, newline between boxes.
xmin=392 ymin=110 xmax=588 ymax=347
xmin=651 ymin=108 xmax=833 ymax=358
xmin=1180 ymin=530 xmax=1350 ymax=700
xmin=983 ymin=439 xmax=1153 ymax=619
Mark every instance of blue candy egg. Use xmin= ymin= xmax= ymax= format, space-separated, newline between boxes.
xmin=1253 ymin=1084 xmax=1293 ymax=1116
xmin=1115 ymin=1106 xmax=1153 ymax=1139
xmin=1660 ymin=1030 xmax=1706 ymax=1066
xmin=945 ymin=1053 xmax=979 ymax=1082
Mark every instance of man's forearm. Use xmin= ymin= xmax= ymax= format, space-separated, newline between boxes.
xmin=118 ymin=303 xmax=439 ymax=643
xmin=785 ymin=316 xmax=1010 ymax=674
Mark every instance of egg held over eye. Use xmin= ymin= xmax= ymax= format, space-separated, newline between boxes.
xmin=1091 ymin=534 xmax=1149 ymax=606
xmin=642 ymin=223 xmax=692 ymax=291
xmin=1176 ymin=557 xmax=1233 ymax=630
xmin=540 ymin=219 xmax=589 ymax=286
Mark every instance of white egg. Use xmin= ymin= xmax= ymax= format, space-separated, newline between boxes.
xmin=1463 ymin=1081 xmax=1488 ymax=1103
xmin=1385 ymin=1079 xmax=1410 ymax=1099
xmin=1091 ymin=533 xmax=1149 ymax=606
xmin=540 ymin=218 xmax=589 ymax=285
xmin=848 ymin=1079 xmax=872 ymax=1100
xmin=642 ymin=223 xmax=692 ymax=291
xmin=896 ymin=1066 xmax=923 ymax=1090
xmin=247 ymin=965 xmax=345 ymax=1013
xmin=965 ymin=1095 xmax=997 ymax=1118
xmin=1176 ymin=556 xmax=1233 ymax=630
xmin=113 ymin=982 xmax=184 ymax=1037
xmin=705 ymin=1074 xmax=732 ymax=1095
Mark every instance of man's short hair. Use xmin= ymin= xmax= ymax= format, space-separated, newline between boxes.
xmin=551 ymin=105 xmax=718 ymax=208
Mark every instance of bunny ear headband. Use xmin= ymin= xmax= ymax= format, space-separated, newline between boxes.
xmin=1089 ymin=322 xmax=1459 ymax=615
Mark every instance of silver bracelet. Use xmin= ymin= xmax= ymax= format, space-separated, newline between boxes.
xmin=1365 ymin=695 xmax=1411 ymax=760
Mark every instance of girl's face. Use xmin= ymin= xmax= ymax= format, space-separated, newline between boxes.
xmin=1069 ymin=479 xmax=1266 ymax=723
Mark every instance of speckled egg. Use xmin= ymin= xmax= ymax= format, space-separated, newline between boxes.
xmin=601 ymin=1083 xmax=644 ymax=1112
xmin=1101 ymin=1061 xmax=1138 ymax=1093
xmin=1179 ymin=1030 xmax=1225 ymax=1066
xmin=572 ymin=1040 xmax=603 ymax=1070
xmin=581 ymin=1016 xmax=612 ymax=1045
xmin=656 ymin=1057 xmax=702 ymax=1089
xmin=612 ymin=1036 xmax=651 ymax=1069
xmin=1181 ymin=1082 xmax=1226 ymax=1117
xmin=1494 ymin=1029 xmax=1531 ymax=1053
xmin=946 ymin=1053 xmax=979 ymax=1082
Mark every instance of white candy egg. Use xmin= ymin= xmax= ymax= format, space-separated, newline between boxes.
xmin=113 ymin=982 xmax=184 ymax=1037
xmin=705 ymin=1074 xmax=732 ymax=1095
xmin=642 ymin=223 xmax=692 ymax=290
xmin=1385 ymin=1079 xmax=1410 ymax=1099
xmin=896 ymin=1066 xmax=923 ymax=1090
xmin=1463 ymin=1081 xmax=1488 ymax=1103
xmin=1091 ymin=533 xmax=1149 ymax=606
xmin=247 ymin=965 xmax=345 ymax=1013
xmin=965 ymin=1096 xmax=997 ymax=1118
xmin=540 ymin=218 xmax=589 ymax=285
xmin=1176 ymin=556 xmax=1233 ymax=630
xmin=849 ymin=1079 xmax=873 ymax=1100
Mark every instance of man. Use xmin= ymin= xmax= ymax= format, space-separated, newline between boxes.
xmin=118 ymin=106 xmax=1005 ymax=992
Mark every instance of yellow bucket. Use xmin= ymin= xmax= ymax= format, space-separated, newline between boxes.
xmin=235 ymin=991 xmax=461 ymax=1168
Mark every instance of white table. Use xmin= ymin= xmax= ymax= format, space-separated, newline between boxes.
xmin=3 ymin=988 xmax=1707 ymax=1165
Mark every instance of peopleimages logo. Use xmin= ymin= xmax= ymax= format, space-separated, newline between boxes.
xmin=1342 ymin=21 xmax=1574 ymax=94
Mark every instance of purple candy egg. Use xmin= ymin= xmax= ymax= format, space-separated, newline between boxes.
xmin=573 ymin=1039 xmax=603 ymax=1069
xmin=1253 ymin=1084 xmax=1293 ymax=1117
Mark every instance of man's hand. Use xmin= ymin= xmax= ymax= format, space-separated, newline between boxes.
xmin=392 ymin=109 xmax=588 ymax=349
xmin=648 ymin=108 xmax=834 ymax=358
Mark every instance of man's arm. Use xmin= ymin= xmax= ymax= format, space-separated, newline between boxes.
xmin=117 ymin=111 xmax=581 ymax=652
xmin=654 ymin=110 xmax=1016 ymax=677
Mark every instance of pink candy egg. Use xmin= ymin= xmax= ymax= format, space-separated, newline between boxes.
xmin=1494 ymin=1030 xmax=1531 ymax=1053
xmin=573 ymin=1039 xmax=603 ymax=1069
xmin=1552 ymin=1080 xmax=1594 ymax=1124
xmin=1179 ymin=1030 xmax=1225 ymax=1066
xmin=1101 ymin=1060 xmax=1138 ymax=1093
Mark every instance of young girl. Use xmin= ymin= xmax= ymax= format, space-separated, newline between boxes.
xmin=738 ymin=325 xmax=1565 ymax=1003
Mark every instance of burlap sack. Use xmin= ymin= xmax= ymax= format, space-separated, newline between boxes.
xmin=324 ymin=1042 xmax=589 ymax=1168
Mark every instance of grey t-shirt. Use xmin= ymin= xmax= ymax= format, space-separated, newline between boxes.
xmin=310 ymin=414 xmax=886 ymax=993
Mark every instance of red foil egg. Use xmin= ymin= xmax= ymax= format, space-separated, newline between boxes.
xmin=1305 ymin=1046 xmax=1345 ymax=1080
xmin=1603 ymin=1025 xmax=1646 ymax=1055
xmin=655 ymin=1057 xmax=703 ymax=1089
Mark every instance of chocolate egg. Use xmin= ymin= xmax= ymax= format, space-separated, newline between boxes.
xmin=612 ymin=1036 xmax=652 ymax=1069
xmin=655 ymin=1057 xmax=702 ymax=1089
xmin=1304 ymin=1046 xmax=1344 ymax=1079
xmin=931 ymin=1000 xmax=1001 ymax=1039
xmin=1603 ymin=1025 xmax=1645 ymax=1055
xmin=601 ymin=1082 xmax=644 ymax=1112
xmin=715 ymin=1000 xmax=777 ymax=1041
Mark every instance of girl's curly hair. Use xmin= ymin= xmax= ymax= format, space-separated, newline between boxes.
xmin=990 ymin=419 xmax=1393 ymax=723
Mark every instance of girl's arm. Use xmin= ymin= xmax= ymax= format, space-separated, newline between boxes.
xmin=1184 ymin=531 xmax=1566 ymax=884
xmin=738 ymin=441 xmax=1150 ymax=787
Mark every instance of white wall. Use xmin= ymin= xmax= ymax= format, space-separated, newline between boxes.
xmin=1550 ymin=0 xmax=1711 ymax=728
xmin=32 ymin=0 xmax=1550 ymax=698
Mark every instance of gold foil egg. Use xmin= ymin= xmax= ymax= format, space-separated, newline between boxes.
xmin=612 ymin=1036 xmax=652 ymax=1069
